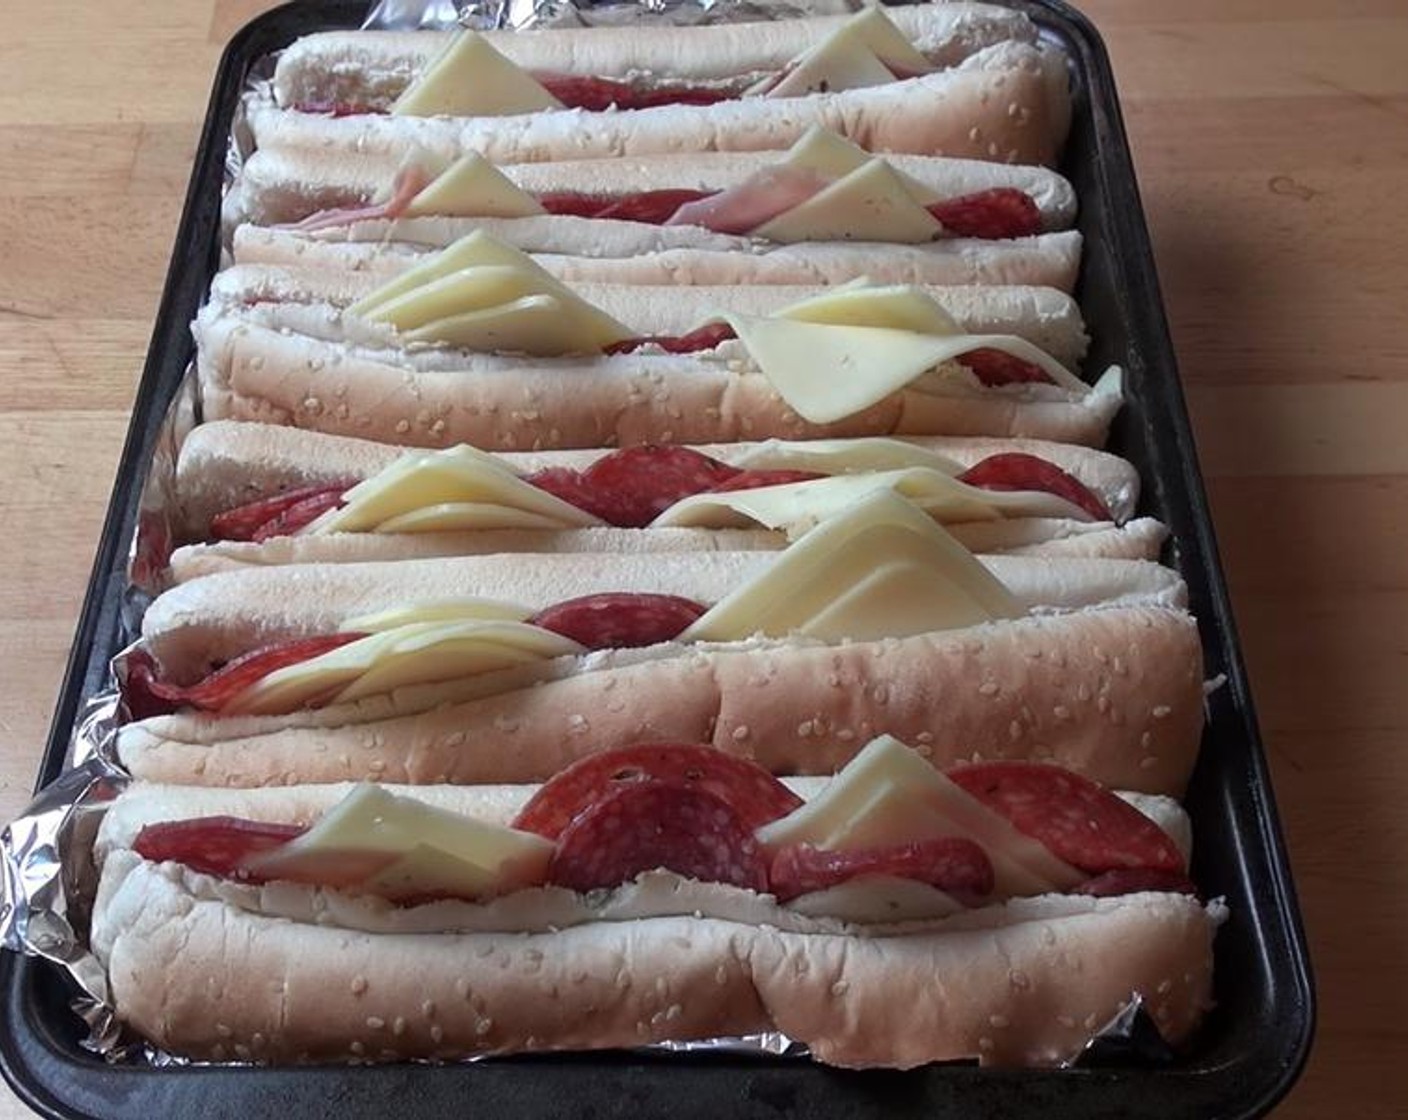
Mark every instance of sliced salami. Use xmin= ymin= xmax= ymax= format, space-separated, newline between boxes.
xmin=705 ymin=468 xmax=827 ymax=493
xmin=129 ymin=633 xmax=366 ymax=714
xmin=958 ymin=452 xmax=1112 ymax=521
xmin=948 ymin=762 xmax=1185 ymax=875
xmin=547 ymin=782 xmax=768 ymax=893
xmin=956 ymin=347 xmax=1053 ymax=387
xmin=769 ymin=838 xmax=995 ymax=904
xmin=133 ymin=817 xmax=305 ymax=881
xmin=529 ymin=592 xmax=705 ymax=649
xmin=210 ymin=483 xmax=352 ymax=542
xmin=602 ymin=323 xmax=737 ymax=358
xmin=535 ymin=74 xmax=735 ymax=112
xmin=1072 ymin=868 xmax=1199 ymax=898
xmin=527 ymin=444 xmax=740 ymax=526
xmin=536 ymin=188 xmax=716 ymax=224
xmin=927 ymin=187 xmax=1042 ymax=240
xmin=513 ymin=743 xmax=803 ymax=840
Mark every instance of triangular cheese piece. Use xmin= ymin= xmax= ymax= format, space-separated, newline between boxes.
xmin=391 ymin=30 xmax=564 ymax=117
xmin=777 ymin=126 xmax=940 ymax=207
xmin=405 ymin=152 xmax=546 ymax=219
xmin=680 ymin=490 xmax=1022 ymax=643
xmin=756 ymin=735 xmax=1085 ymax=898
xmin=774 ymin=283 xmax=961 ymax=335
xmin=310 ymin=444 xmax=601 ymax=534
xmin=350 ymin=232 xmax=632 ymax=354
xmin=753 ymin=159 xmax=943 ymax=244
xmin=728 ymin=436 xmax=964 ymax=475
xmin=765 ymin=8 xmax=932 ymax=99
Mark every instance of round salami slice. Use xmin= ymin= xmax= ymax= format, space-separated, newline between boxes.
xmin=1072 ymin=868 xmax=1199 ymax=898
xmin=958 ymin=453 xmax=1112 ymax=521
xmin=948 ymin=762 xmax=1185 ymax=875
xmin=529 ymin=592 xmax=705 ymax=650
xmin=133 ymin=817 xmax=305 ymax=881
xmin=547 ymin=782 xmax=768 ymax=893
xmin=513 ymin=743 xmax=802 ymax=841
xmin=768 ymin=838 xmax=995 ymax=904
xmin=927 ymin=187 xmax=1042 ymax=240
xmin=526 ymin=444 xmax=740 ymax=526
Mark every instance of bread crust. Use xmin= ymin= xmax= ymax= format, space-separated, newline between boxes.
xmin=94 ymin=851 xmax=1218 ymax=1067
xmin=251 ymin=41 xmax=1070 ymax=168
xmin=118 ymin=605 xmax=1204 ymax=795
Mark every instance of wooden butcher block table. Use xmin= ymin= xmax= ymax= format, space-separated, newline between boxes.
xmin=1 ymin=1 xmax=1404 ymax=1115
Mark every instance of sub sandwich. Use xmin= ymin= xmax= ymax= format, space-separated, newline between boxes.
xmin=262 ymin=9 xmax=1070 ymax=165
xmin=116 ymin=493 xmax=1203 ymax=795
xmin=165 ymin=422 xmax=1165 ymax=581
xmin=92 ymin=736 xmax=1221 ymax=1067
xmin=196 ymin=238 xmax=1121 ymax=449
xmin=230 ymin=128 xmax=1081 ymax=290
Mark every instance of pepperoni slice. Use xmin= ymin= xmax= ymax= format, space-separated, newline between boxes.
xmin=547 ymin=782 xmax=768 ymax=893
xmin=529 ymin=592 xmax=705 ymax=649
xmin=251 ymin=487 xmax=350 ymax=541
xmin=768 ymin=838 xmax=995 ymax=904
xmin=135 ymin=633 xmax=367 ymax=713
xmin=957 ymin=347 xmax=1053 ymax=387
xmin=527 ymin=445 xmax=741 ymax=526
xmin=536 ymin=189 xmax=717 ymax=225
xmin=705 ymin=468 xmax=827 ymax=493
xmin=513 ymin=743 xmax=803 ymax=840
xmin=535 ymin=74 xmax=734 ymax=111
xmin=602 ymin=322 xmax=737 ymax=356
xmin=1072 ymin=868 xmax=1199 ymax=898
xmin=133 ymin=817 xmax=306 ymax=881
xmin=210 ymin=483 xmax=352 ymax=542
xmin=958 ymin=453 xmax=1112 ymax=521
xmin=927 ymin=188 xmax=1042 ymax=240
xmin=948 ymin=763 xmax=1186 ymax=875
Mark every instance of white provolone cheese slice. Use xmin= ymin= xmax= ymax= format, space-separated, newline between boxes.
xmin=652 ymin=467 xmax=1087 ymax=536
xmin=757 ymin=735 xmax=1085 ymax=898
xmin=391 ymin=30 xmax=564 ymax=118
xmin=310 ymin=444 xmax=601 ymax=535
xmin=342 ymin=599 xmax=533 ymax=634
xmin=405 ymin=152 xmax=547 ymax=219
xmin=778 ymin=126 xmax=941 ymax=208
xmin=786 ymin=876 xmax=965 ymax=923
xmin=772 ymin=283 xmax=961 ymax=335
xmin=680 ymin=490 xmax=1021 ymax=643
xmin=224 ymin=620 xmax=583 ymax=715
xmin=727 ymin=436 xmax=964 ymax=476
xmin=753 ymin=159 xmax=942 ymax=244
xmin=248 ymin=784 xmax=553 ymax=901
xmin=726 ymin=316 xmax=1086 ymax=424
xmin=765 ymin=9 xmax=931 ymax=99
xmin=350 ymin=231 xmax=631 ymax=354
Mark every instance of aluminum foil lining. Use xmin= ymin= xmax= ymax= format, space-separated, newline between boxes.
xmin=0 ymin=0 xmax=1179 ymax=1074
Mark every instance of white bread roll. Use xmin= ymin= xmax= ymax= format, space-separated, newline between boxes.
xmin=249 ymin=41 xmax=1070 ymax=167
xmin=94 ymin=850 xmax=1219 ymax=1067
xmin=226 ymin=144 xmax=1077 ymax=229
xmin=271 ymin=6 xmax=1042 ymax=109
xmin=233 ymin=223 xmax=1084 ymax=292
xmin=117 ymin=604 xmax=1204 ymax=795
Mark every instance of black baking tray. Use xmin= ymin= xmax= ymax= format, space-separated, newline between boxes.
xmin=0 ymin=1 xmax=1314 ymax=1116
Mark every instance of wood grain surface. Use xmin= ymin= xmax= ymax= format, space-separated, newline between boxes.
xmin=2 ymin=1 xmax=1405 ymax=1114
